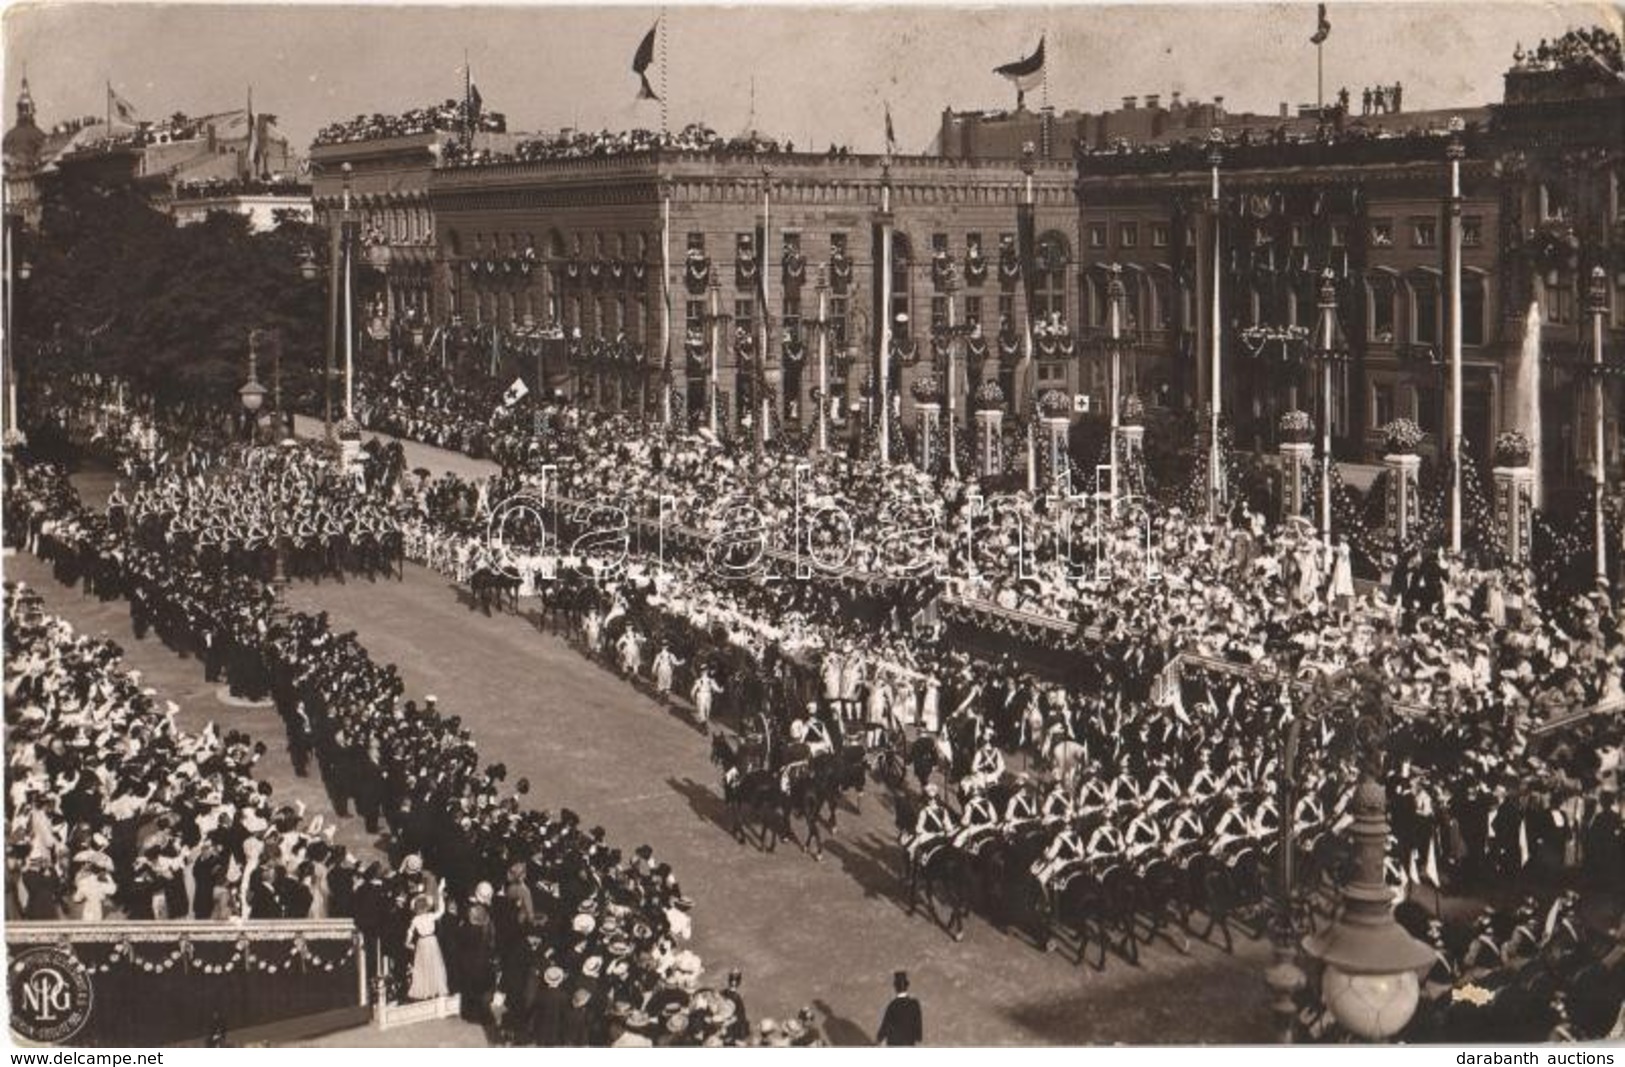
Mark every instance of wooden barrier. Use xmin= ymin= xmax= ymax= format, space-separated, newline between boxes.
xmin=6 ymin=919 xmax=366 ymax=1047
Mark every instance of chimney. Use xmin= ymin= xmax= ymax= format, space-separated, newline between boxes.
xmin=1280 ymin=102 xmax=1289 ymax=118
xmin=1122 ymin=95 xmax=1138 ymax=111
xmin=1170 ymin=90 xmax=1183 ymax=110
xmin=1146 ymin=94 xmax=1161 ymax=111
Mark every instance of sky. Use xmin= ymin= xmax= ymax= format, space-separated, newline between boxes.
xmin=3 ymin=1 xmax=1620 ymax=155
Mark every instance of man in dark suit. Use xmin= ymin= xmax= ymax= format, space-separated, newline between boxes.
xmin=875 ymin=971 xmax=922 ymax=1047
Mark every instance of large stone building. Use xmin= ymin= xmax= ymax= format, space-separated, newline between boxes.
xmin=313 ymin=129 xmax=1079 ymax=433
xmin=1058 ymin=36 xmax=1622 ymax=493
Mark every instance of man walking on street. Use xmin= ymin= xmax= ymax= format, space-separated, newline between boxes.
xmin=875 ymin=970 xmax=922 ymax=1046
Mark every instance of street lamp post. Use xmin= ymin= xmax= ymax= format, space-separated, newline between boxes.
xmin=5 ymin=242 xmax=32 ymax=442
xmin=1588 ymin=266 xmax=1611 ymax=590
xmin=1106 ymin=263 xmax=1126 ymax=517
xmin=1264 ymin=709 xmax=1307 ymax=1043
xmin=1446 ymin=118 xmax=1465 ymax=555
xmin=341 ymin=162 xmax=356 ymax=422
xmin=1312 ymin=270 xmax=1352 ymax=534
xmin=945 ymin=269 xmax=962 ymax=478
xmin=705 ymin=276 xmax=729 ymax=436
xmin=1208 ymin=128 xmax=1227 ymax=518
xmin=815 ymin=266 xmax=830 ymax=455
xmin=1302 ymin=676 xmax=1434 ymax=1041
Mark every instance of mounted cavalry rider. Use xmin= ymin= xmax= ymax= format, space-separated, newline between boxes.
xmin=1032 ymin=817 xmax=1086 ymax=911
xmin=907 ymin=785 xmax=956 ymax=869
xmin=1122 ymin=803 xmax=1163 ymax=864
xmin=1040 ymin=779 xmax=1075 ymax=828
xmin=1142 ymin=758 xmax=1182 ymax=815
xmin=1003 ymin=778 xmax=1040 ymax=833
xmin=953 ymin=782 xmax=1000 ymax=853
xmin=1165 ymin=797 xmax=1206 ymax=856
xmin=1209 ymin=787 xmax=1256 ymax=859
xmin=779 ymin=720 xmax=814 ymax=795
xmin=1085 ymin=810 xmax=1127 ymax=867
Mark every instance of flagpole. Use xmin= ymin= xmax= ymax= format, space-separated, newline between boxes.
xmin=343 ymin=170 xmax=355 ymax=421
xmin=659 ymin=8 xmax=669 ymax=139
xmin=1209 ymin=131 xmax=1224 ymax=518
xmin=879 ymin=166 xmax=893 ymax=466
xmin=661 ymin=177 xmax=672 ymax=428
xmin=759 ymin=168 xmax=771 ymax=454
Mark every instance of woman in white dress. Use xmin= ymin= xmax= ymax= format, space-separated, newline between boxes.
xmin=72 ymin=864 xmax=116 ymax=921
xmin=1327 ymin=538 xmax=1355 ymax=617
xmin=919 ymin=673 xmax=941 ymax=734
xmin=406 ymin=893 xmax=449 ymax=1001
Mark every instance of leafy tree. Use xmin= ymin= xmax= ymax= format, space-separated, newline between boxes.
xmin=17 ymin=172 xmax=326 ymax=413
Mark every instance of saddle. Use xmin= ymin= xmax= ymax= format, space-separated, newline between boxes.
xmin=914 ymin=838 xmax=952 ymax=872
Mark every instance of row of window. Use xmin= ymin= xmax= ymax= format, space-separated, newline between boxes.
xmin=1081 ymin=217 xmax=1486 ymax=252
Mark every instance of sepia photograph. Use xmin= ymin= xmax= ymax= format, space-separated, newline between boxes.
xmin=1 ymin=0 xmax=1623 ymax=1051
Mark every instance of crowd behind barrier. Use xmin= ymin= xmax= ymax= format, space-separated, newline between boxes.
xmin=3 ymin=446 xmax=822 ymax=1046
xmin=14 ymin=371 xmax=1625 ymax=1041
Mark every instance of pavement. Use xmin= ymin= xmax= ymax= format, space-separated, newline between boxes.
xmin=10 ymin=435 xmax=1281 ymax=1046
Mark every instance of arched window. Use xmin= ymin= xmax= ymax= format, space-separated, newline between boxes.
xmin=1407 ymin=270 xmax=1440 ymax=346
xmin=1367 ymin=270 xmax=1397 ymax=343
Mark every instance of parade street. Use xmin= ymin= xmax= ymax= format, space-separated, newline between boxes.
xmin=21 ymin=459 xmax=1276 ymax=1046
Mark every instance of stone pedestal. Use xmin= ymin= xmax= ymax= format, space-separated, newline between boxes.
xmin=1493 ymin=465 xmax=1535 ymax=563
xmin=915 ymin=402 xmax=941 ymax=471
xmin=1045 ymin=416 xmax=1070 ymax=486
xmin=1384 ymin=453 xmax=1422 ymax=543
xmin=1118 ymin=423 xmax=1144 ymax=460
xmin=976 ymin=409 xmax=1003 ymax=477
xmin=1280 ymin=441 xmax=1314 ymax=525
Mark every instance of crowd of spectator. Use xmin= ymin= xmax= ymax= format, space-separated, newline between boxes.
xmin=314 ymin=101 xmax=506 ymax=146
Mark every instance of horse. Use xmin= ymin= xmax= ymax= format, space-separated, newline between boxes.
xmin=778 ymin=761 xmax=835 ymax=860
xmin=809 ymin=745 xmax=868 ymax=827
xmin=709 ymin=732 xmax=785 ymax=850
xmin=468 ymin=566 xmax=521 ymax=616
xmin=972 ymin=823 xmax=1050 ymax=940
xmin=893 ymin=794 xmax=973 ymax=941
xmin=1045 ymin=860 xmax=1142 ymax=968
xmin=907 ymin=733 xmax=952 ymax=793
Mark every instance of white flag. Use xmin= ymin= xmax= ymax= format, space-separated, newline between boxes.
xmin=502 ymin=377 xmax=529 ymax=407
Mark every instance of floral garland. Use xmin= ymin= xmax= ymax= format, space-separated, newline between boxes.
xmin=1380 ymin=417 xmax=1424 ymax=455
xmin=889 ymin=335 xmax=919 ymax=365
xmin=829 ymin=252 xmax=852 ymax=288
xmin=974 ymin=380 xmax=1006 ymax=411
xmin=1038 ymin=388 xmax=1072 ymax=418
xmin=997 ymin=330 xmax=1022 ymax=363
xmin=50 ymin=935 xmax=357 ymax=978
xmin=782 ymin=337 xmax=806 ymax=364
xmin=1493 ymin=430 xmax=1532 ymax=468
xmin=911 ymin=373 xmax=943 ymax=403
xmin=966 ymin=336 xmax=990 ymax=364
xmin=782 ymin=249 xmax=806 ymax=283
xmin=564 ymin=258 xmax=582 ymax=281
xmin=998 ymin=245 xmax=1021 ymax=283
xmin=736 ymin=248 xmax=759 ymax=284
xmin=964 ymin=250 xmax=987 ymax=285
xmin=684 ymin=253 xmax=710 ymax=285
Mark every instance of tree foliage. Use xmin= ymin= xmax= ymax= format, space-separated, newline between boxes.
xmin=17 ymin=173 xmax=327 ymax=411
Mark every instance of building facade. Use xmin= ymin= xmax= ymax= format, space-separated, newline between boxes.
xmin=1069 ymin=43 xmax=1623 ymax=489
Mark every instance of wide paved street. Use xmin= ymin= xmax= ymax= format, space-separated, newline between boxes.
xmin=16 ymin=436 xmax=1278 ymax=1045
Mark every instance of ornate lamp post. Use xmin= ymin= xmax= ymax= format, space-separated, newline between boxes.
xmin=1264 ymin=701 xmax=1307 ymax=1043
xmin=1445 ymin=117 xmax=1466 ymax=555
xmin=1587 ymin=266 xmax=1612 ymax=590
xmin=1301 ymin=671 xmax=1434 ymax=1042
xmin=239 ymin=350 xmax=268 ymax=436
xmin=1311 ymin=270 xmax=1353 ymax=532
xmin=814 ymin=265 xmax=831 ymax=454
xmin=1208 ymin=127 xmax=1227 ymax=517
xmin=936 ymin=267 xmax=975 ymax=478
xmin=703 ymin=275 xmax=730 ymax=435
xmin=5 ymin=245 xmax=31 ymax=443
xmin=1105 ymin=263 xmax=1127 ymax=515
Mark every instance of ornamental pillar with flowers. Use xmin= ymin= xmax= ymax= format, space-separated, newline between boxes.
xmin=974 ymin=381 xmax=1006 ymax=477
xmin=1038 ymin=389 xmax=1073 ymax=489
xmin=912 ymin=375 xmax=943 ymax=472
xmin=1380 ymin=419 xmax=1425 ymax=542
xmin=1278 ymin=410 xmax=1315 ymax=524
xmin=1492 ymin=430 xmax=1536 ymax=563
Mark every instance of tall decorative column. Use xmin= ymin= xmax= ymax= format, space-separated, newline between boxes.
xmin=974 ymin=381 xmax=1006 ymax=478
xmin=1380 ymin=420 xmax=1424 ymax=543
xmin=1492 ymin=431 xmax=1535 ymax=563
xmin=1279 ymin=410 xmax=1314 ymax=524
xmin=1038 ymin=389 xmax=1072 ymax=489
xmin=912 ymin=376 xmax=942 ymax=472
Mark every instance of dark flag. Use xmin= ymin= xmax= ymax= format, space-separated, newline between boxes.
xmin=884 ymin=103 xmax=897 ymax=156
xmin=994 ymin=36 xmax=1045 ymax=92
xmin=1016 ymin=199 xmax=1038 ymax=329
xmin=632 ymin=23 xmax=659 ymax=100
xmin=467 ymin=81 xmax=484 ymax=123
xmin=1311 ymin=4 xmax=1331 ymax=44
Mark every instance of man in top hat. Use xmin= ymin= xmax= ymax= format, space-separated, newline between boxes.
xmin=719 ymin=968 xmax=749 ymax=1043
xmin=875 ymin=970 xmax=922 ymax=1046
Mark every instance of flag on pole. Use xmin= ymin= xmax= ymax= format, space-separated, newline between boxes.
xmin=1310 ymin=3 xmax=1331 ymax=44
xmin=468 ymin=81 xmax=484 ymax=123
xmin=502 ymin=377 xmax=530 ymax=407
xmin=632 ymin=23 xmax=660 ymax=100
xmin=246 ymin=87 xmax=261 ymax=180
xmin=994 ymin=37 xmax=1046 ymax=92
xmin=107 ymin=83 xmax=138 ymax=123
xmin=884 ymin=103 xmax=897 ymax=156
